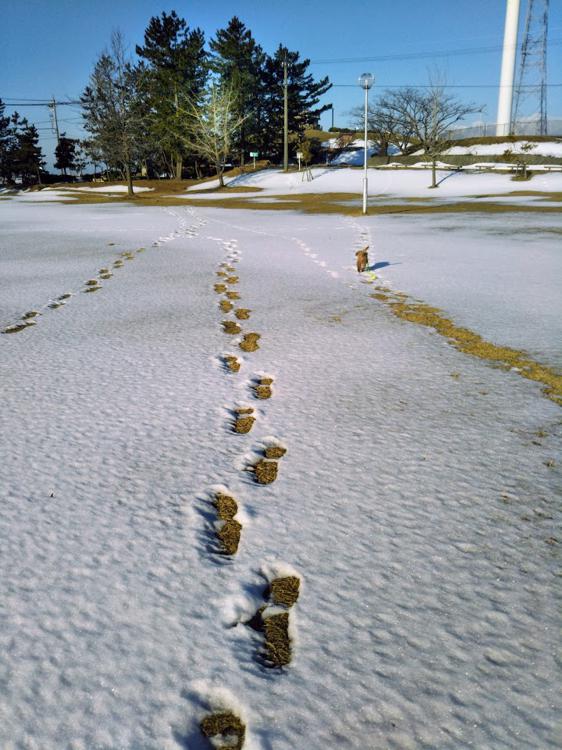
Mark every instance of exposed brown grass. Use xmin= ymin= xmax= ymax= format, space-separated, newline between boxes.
xmin=223 ymin=355 xmax=241 ymax=372
xmin=214 ymin=283 xmax=227 ymax=294
xmin=200 ymin=712 xmax=245 ymax=750
xmin=235 ymin=406 xmax=254 ymax=415
xmin=263 ymin=612 xmax=291 ymax=667
xmin=269 ymin=576 xmax=300 ymax=608
xmin=85 ymin=279 xmax=99 ymax=286
xmin=264 ymin=445 xmax=286 ymax=459
xmin=226 ymin=290 xmax=241 ymax=300
xmin=222 ymin=320 xmax=242 ymax=335
xmin=253 ymin=459 xmax=278 ymax=484
xmin=234 ymin=308 xmax=251 ymax=320
xmin=233 ymin=416 xmax=255 ymax=434
xmin=219 ymin=300 xmax=233 ymax=313
xmin=372 ymin=288 xmax=562 ymax=404
xmin=239 ymin=333 xmax=260 ymax=352
xmin=217 ymin=519 xmax=242 ymax=555
xmin=226 ymin=276 xmax=239 ymax=284
xmin=214 ymin=492 xmax=238 ymax=520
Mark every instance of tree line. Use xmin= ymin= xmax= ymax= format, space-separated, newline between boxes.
xmin=80 ymin=12 xmax=332 ymax=193
xmin=1 ymin=10 xmax=484 ymax=191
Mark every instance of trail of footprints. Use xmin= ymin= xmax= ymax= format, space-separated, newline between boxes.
xmin=200 ymin=239 xmax=301 ymax=746
xmin=2 ymin=207 xmax=206 ymax=336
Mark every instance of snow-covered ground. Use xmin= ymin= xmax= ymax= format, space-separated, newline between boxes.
xmin=185 ymin=166 xmax=562 ymax=206
xmin=1 ymin=194 xmax=561 ymax=750
xmin=442 ymin=141 xmax=562 ymax=157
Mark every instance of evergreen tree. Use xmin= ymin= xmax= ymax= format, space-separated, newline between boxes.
xmin=136 ymin=10 xmax=207 ymax=178
xmin=0 ymin=98 xmax=15 ymax=184
xmin=10 ymin=115 xmax=45 ymax=186
xmin=260 ymin=46 xmax=331 ymax=162
xmin=54 ymin=133 xmax=79 ymax=176
xmin=209 ymin=16 xmax=265 ymax=165
xmin=81 ymin=32 xmax=144 ymax=195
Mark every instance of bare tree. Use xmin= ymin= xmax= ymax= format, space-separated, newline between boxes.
xmin=179 ymin=84 xmax=247 ymax=187
xmin=81 ymin=31 xmax=144 ymax=196
xmin=382 ymin=84 xmax=482 ymax=187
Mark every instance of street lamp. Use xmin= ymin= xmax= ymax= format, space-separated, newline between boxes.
xmin=358 ymin=72 xmax=374 ymax=215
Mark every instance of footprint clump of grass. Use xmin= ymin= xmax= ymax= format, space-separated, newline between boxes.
xmin=226 ymin=275 xmax=239 ymax=285
xmin=223 ymin=355 xmax=241 ymax=373
xmin=253 ymin=458 xmax=278 ymax=484
xmin=225 ymin=290 xmax=240 ymax=301
xmin=233 ymin=407 xmax=255 ymax=434
xmin=247 ymin=575 xmax=301 ymax=667
xmin=239 ymin=333 xmax=260 ymax=352
xmin=113 ymin=260 xmax=124 ymax=268
xmin=215 ymin=283 xmax=227 ymax=294
xmin=220 ymin=299 xmax=234 ymax=313
xmin=214 ymin=491 xmax=242 ymax=555
xmin=264 ymin=444 xmax=286 ymax=459
xmin=234 ymin=308 xmax=251 ymax=320
xmin=254 ymin=377 xmax=273 ymax=399
xmin=3 ymin=322 xmax=31 ymax=334
xmin=83 ymin=279 xmax=101 ymax=293
xmin=223 ymin=320 xmax=242 ymax=335
xmin=200 ymin=712 xmax=245 ymax=750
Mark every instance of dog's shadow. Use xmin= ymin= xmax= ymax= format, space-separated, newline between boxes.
xmin=369 ymin=261 xmax=401 ymax=271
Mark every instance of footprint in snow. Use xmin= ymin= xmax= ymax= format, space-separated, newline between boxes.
xmin=242 ymin=562 xmax=301 ymax=668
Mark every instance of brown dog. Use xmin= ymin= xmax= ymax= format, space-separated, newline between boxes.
xmin=355 ymin=246 xmax=369 ymax=273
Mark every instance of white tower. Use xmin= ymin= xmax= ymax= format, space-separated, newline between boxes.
xmin=496 ymin=0 xmax=521 ymax=136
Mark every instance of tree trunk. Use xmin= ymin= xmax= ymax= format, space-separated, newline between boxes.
xmin=430 ymin=158 xmax=437 ymax=188
xmin=217 ymin=165 xmax=224 ymax=188
xmin=175 ymin=154 xmax=183 ymax=180
xmin=124 ymin=164 xmax=134 ymax=196
xmin=194 ymin=161 xmax=202 ymax=180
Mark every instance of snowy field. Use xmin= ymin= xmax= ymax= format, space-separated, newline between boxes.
xmin=1 ymin=192 xmax=561 ymax=749
xmin=185 ymin=166 xmax=562 ymax=205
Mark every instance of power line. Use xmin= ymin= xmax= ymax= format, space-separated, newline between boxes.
xmin=331 ymin=82 xmax=562 ymax=88
xmin=311 ymin=37 xmax=562 ymax=64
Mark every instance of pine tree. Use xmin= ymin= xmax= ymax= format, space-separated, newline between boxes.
xmin=136 ymin=10 xmax=207 ymax=179
xmin=209 ymin=17 xmax=265 ymax=166
xmin=11 ymin=117 xmax=45 ymax=186
xmin=260 ymin=46 xmax=331 ymax=163
xmin=54 ymin=133 xmax=79 ymax=176
xmin=0 ymin=98 xmax=15 ymax=184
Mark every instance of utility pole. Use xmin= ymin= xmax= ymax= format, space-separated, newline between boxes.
xmin=283 ymin=52 xmax=288 ymax=172
xmin=49 ymin=96 xmax=60 ymax=146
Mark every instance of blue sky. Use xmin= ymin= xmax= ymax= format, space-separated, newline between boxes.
xmin=1 ymin=0 xmax=561 ymax=167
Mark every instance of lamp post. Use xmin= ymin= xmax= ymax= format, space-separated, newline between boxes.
xmin=358 ymin=72 xmax=374 ymax=215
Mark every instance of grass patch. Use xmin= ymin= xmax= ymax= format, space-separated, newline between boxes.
xmin=223 ymin=355 xmax=241 ymax=372
xmin=226 ymin=275 xmax=239 ymax=285
xmin=372 ymin=288 xmax=562 ymax=404
xmin=234 ymin=308 xmax=251 ymax=320
xmin=225 ymin=290 xmax=240 ymax=300
xmin=233 ymin=415 xmax=255 ymax=434
xmin=212 ymin=492 xmax=242 ymax=555
xmin=239 ymin=333 xmax=260 ymax=352
xmin=263 ymin=612 xmax=291 ymax=667
xmin=200 ymin=712 xmax=245 ymax=750
xmin=214 ymin=492 xmax=238 ymax=520
xmin=2 ymin=322 xmax=31 ymax=334
xmin=214 ymin=283 xmax=227 ymax=294
xmin=253 ymin=459 xmax=278 ymax=484
xmin=268 ymin=576 xmax=300 ymax=607
xmin=217 ymin=519 xmax=242 ymax=555
xmin=254 ymin=377 xmax=274 ymax=399
xmin=264 ymin=445 xmax=286 ymax=459
xmin=222 ymin=320 xmax=242 ymax=335
xmin=220 ymin=299 xmax=233 ymax=313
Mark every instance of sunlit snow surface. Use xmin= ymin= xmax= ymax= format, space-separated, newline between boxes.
xmin=0 ymin=196 xmax=561 ymax=749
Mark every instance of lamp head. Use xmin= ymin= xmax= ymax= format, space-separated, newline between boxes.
xmin=358 ymin=72 xmax=374 ymax=90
